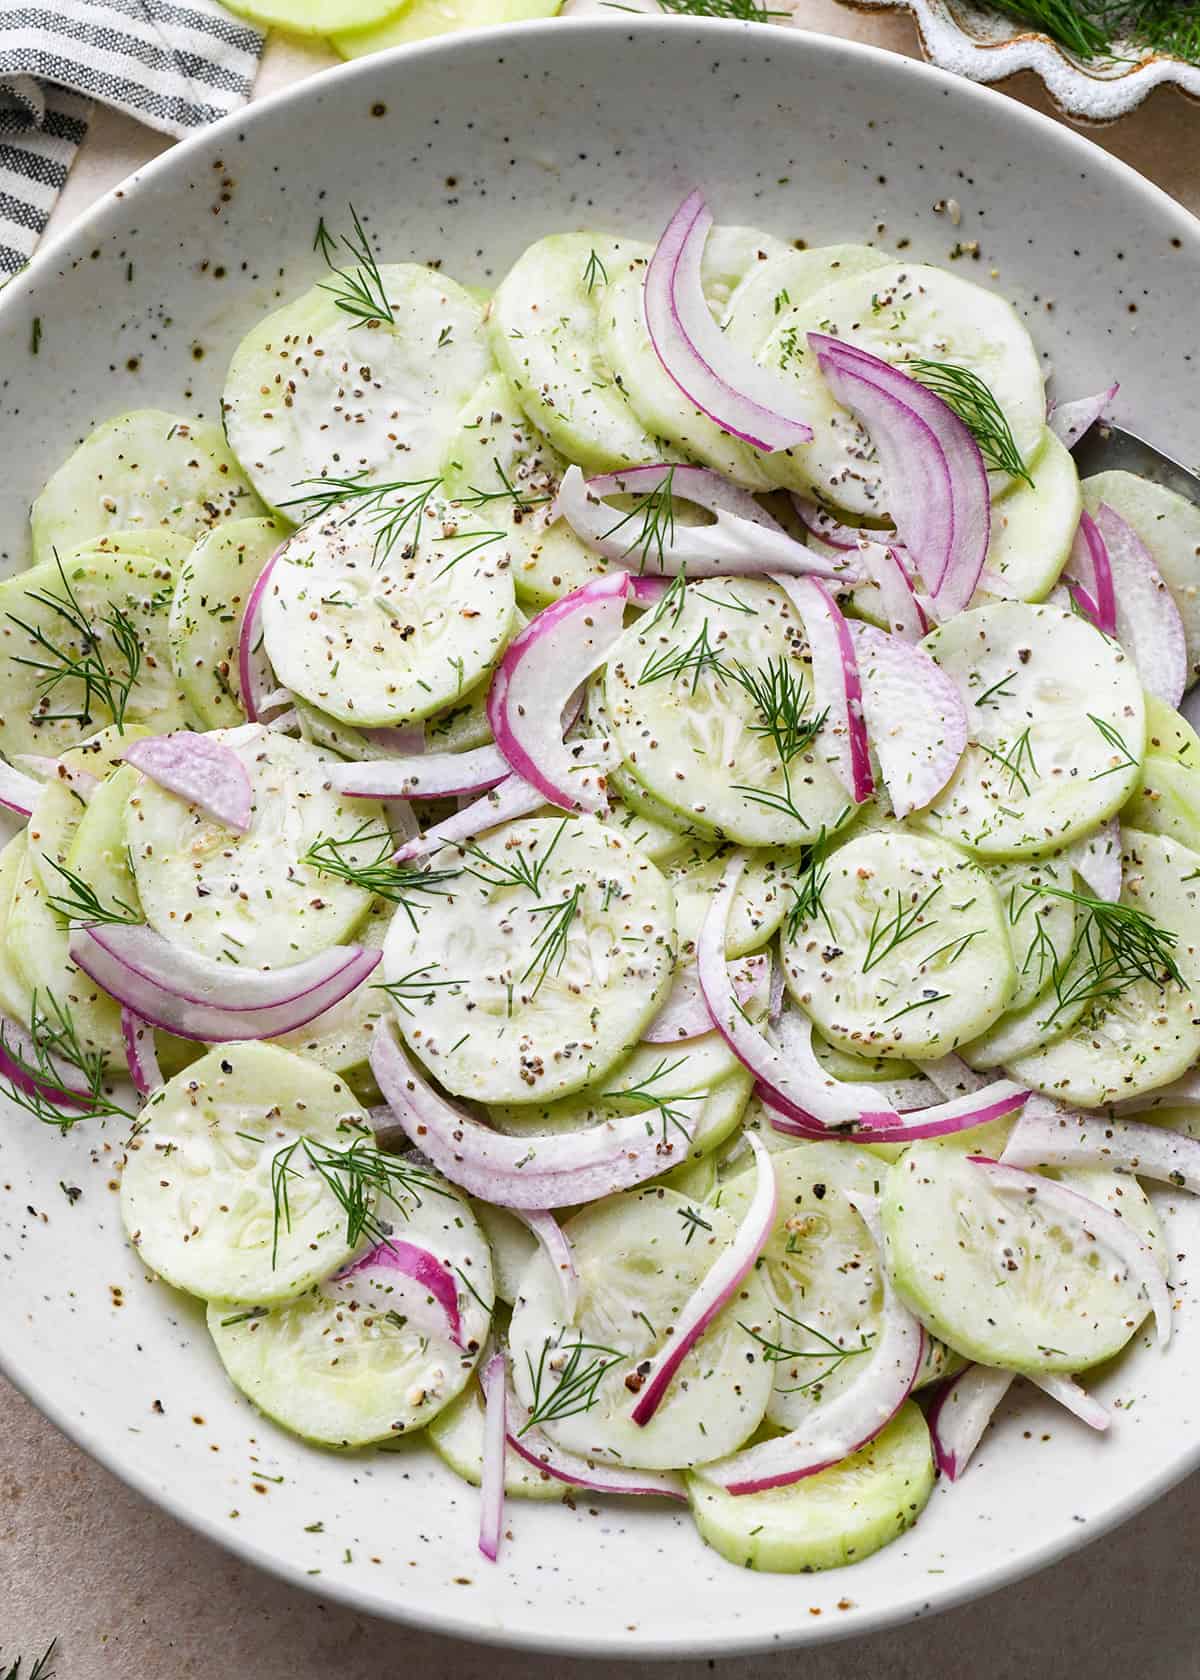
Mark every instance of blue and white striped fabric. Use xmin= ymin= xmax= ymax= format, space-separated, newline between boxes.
xmin=0 ymin=0 xmax=264 ymax=278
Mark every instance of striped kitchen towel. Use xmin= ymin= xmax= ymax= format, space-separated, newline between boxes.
xmin=0 ymin=0 xmax=265 ymax=279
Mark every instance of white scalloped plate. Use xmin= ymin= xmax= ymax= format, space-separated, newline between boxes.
xmin=1 ymin=20 xmax=1199 ymax=1660
xmin=844 ymin=0 xmax=1200 ymax=120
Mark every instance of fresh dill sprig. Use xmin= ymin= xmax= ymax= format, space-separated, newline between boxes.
xmin=624 ymin=0 xmax=787 ymax=16
xmin=7 ymin=553 xmax=142 ymax=732
xmin=278 ymin=472 xmax=442 ymax=568
xmin=270 ymin=1135 xmax=447 ymax=1267
xmin=313 ymin=205 xmax=396 ymax=328
xmin=39 ymin=856 xmax=140 ymax=927
xmin=1087 ymin=714 xmax=1141 ymax=780
xmin=739 ymin=1310 xmax=873 ymax=1394
xmin=638 ymin=617 xmax=727 ymax=690
xmin=906 ymin=358 xmax=1034 ymax=487
xmin=301 ymin=824 xmax=461 ymax=928
xmin=978 ymin=726 xmax=1039 ymax=798
xmin=1025 ymin=882 xmax=1187 ymax=1026
xmin=582 ymin=248 xmax=608 ymax=293
xmin=728 ymin=657 xmax=826 ymax=765
xmin=522 ymin=885 xmax=583 ymax=997
xmin=461 ymin=820 xmax=568 ymax=900
xmin=519 ymin=1333 xmax=624 ymax=1434
xmin=973 ymin=669 xmax=1018 ymax=710
xmin=786 ymin=828 xmax=834 ymax=941
xmin=376 ymin=963 xmax=466 ymax=1016
xmin=456 ymin=456 xmax=552 ymax=516
xmin=600 ymin=1055 xmax=699 ymax=1144
xmin=861 ymin=884 xmax=943 ymax=974
xmin=678 ymin=1204 xmax=714 ymax=1245
xmin=641 ymin=568 xmax=689 ymax=634
xmin=0 ymin=991 xmax=137 ymax=1129
xmin=601 ymin=467 xmax=678 ymax=573
xmin=1 ymin=1641 xmax=58 ymax=1680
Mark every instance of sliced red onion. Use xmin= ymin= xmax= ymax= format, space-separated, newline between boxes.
xmin=849 ymin=621 xmax=966 ymax=818
xmin=703 ymin=1193 xmax=923 ymax=1494
xmin=478 ymin=1351 xmax=507 ymax=1562
xmin=362 ymin=724 xmax=425 ymax=755
xmin=643 ymin=953 xmax=769 ymax=1044
xmin=774 ymin=574 xmax=873 ymax=803
xmin=791 ymin=497 xmax=891 ymax=554
xmin=1094 ymin=502 xmax=1187 ymax=707
xmin=512 ymin=1209 xmax=579 ymax=1319
xmin=237 ymin=546 xmax=283 ymax=723
xmin=120 ymin=1007 xmax=163 ymax=1100
xmin=70 ymin=926 xmax=380 ymax=1042
xmin=1062 ymin=509 xmax=1116 ymax=636
xmin=644 ymin=191 xmax=813 ymax=454
xmin=123 ymin=733 xmax=253 ymax=833
xmin=1049 ymin=383 xmax=1118 ymax=451
xmin=857 ymin=544 xmax=929 ymax=642
xmin=631 ymin=1134 xmax=776 ymax=1427
xmin=338 ymin=1236 xmax=464 ymax=1348
xmin=1001 ymin=1093 xmax=1200 ymax=1196
xmin=0 ymin=1013 xmax=95 ymax=1113
xmin=1060 ymin=816 xmax=1122 ymax=903
xmin=767 ymin=956 xmax=785 ymax=1026
xmin=369 ymin=1019 xmax=695 ymax=1208
xmin=392 ymin=747 xmax=610 ymax=865
xmin=507 ymin=1387 xmax=686 ymax=1500
xmin=927 ymin=1364 xmax=1013 ymax=1480
xmin=809 ymin=335 xmax=990 ymax=619
xmin=968 ymin=1155 xmax=1171 ymax=1345
xmin=552 ymin=465 xmax=850 ymax=581
xmin=487 ymin=575 xmax=628 ymax=813
xmin=1029 ymin=1371 xmax=1110 ymax=1432
xmin=330 ymin=744 xmax=509 ymax=802
xmin=0 ymin=756 xmax=42 ymax=819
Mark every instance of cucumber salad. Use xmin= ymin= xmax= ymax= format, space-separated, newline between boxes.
xmin=5 ymin=188 xmax=1200 ymax=1578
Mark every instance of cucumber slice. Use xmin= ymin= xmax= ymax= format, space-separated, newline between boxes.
xmin=222 ymin=266 xmax=491 ymax=512
xmin=689 ymin=1401 xmax=933 ymax=1573
xmin=260 ymin=503 xmax=515 ymax=727
xmin=332 ymin=0 xmax=559 ymax=52
xmin=657 ymin=1150 xmax=719 ymax=1202
xmin=490 ymin=234 xmax=661 ymax=473
xmin=0 ymin=549 xmax=192 ymax=760
xmin=508 ymin=1185 xmax=776 ymax=1469
xmin=604 ymin=578 xmax=855 ymax=847
xmin=983 ymin=429 xmax=1081 ymax=603
xmin=121 ymin=1043 xmax=370 ymax=1305
xmin=719 ymin=1141 xmax=891 ymax=1431
xmin=64 ymin=529 xmax=195 ymax=573
xmin=754 ymin=264 xmax=1045 ymax=509
xmin=599 ymin=249 xmax=775 ymax=489
xmin=428 ymin=1375 xmax=565 ymax=1498
xmin=63 ymin=763 xmax=142 ymax=921
xmin=225 ymin=0 xmax=404 ymax=34
xmin=268 ymin=899 xmax=390 ymax=1074
xmin=31 ymin=411 xmax=263 ymax=564
xmin=781 ymin=827 xmax=1015 ymax=1059
xmin=474 ymin=1201 xmax=537 ymax=1306
xmin=7 ymin=848 xmax=124 ymax=1063
xmin=1082 ymin=470 xmax=1200 ymax=688
xmin=168 ymin=517 xmax=284 ymax=729
xmin=1008 ymin=829 xmax=1200 ymax=1106
xmin=600 ymin=796 xmax=696 ymax=869
xmin=1145 ymin=692 xmax=1200 ymax=766
xmin=812 ymin=1034 xmax=918 ymax=1083
xmin=507 ymin=519 xmax=610 ymax=611
xmin=26 ymin=723 xmax=148 ymax=898
xmin=881 ymin=1122 xmax=1166 ymax=1373
xmin=0 ymin=835 xmax=33 ymax=1023
xmin=207 ymin=1172 xmax=491 ymax=1446
xmin=125 ymin=726 xmax=384 ymax=967
xmin=723 ymin=244 xmax=890 ymax=356
xmin=584 ymin=675 xmax=708 ymax=843
xmin=441 ymin=368 xmax=564 ymax=504
xmin=920 ymin=601 xmax=1146 ymax=859
xmin=668 ymin=844 xmax=799 ymax=960
xmin=1123 ymin=753 xmax=1200 ymax=854
xmin=382 ymin=815 xmax=675 ymax=1104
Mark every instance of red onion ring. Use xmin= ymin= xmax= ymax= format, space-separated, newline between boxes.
xmin=478 ymin=1352 xmax=508 ymax=1562
xmin=506 ymin=1386 xmax=687 ymax=1500
xmin=330 ymin=744 xmax=509 ymax=802
xmin=1063 ymin=509 xmax=1117 ymax=636
xmin=511 ymin=1209 xmax=579 ymax=1319
xmin=1001 ymin=1092 xmax=1200 ymax=1197
xmin=337 ymin=1236 xmax=464 ymax=1349
xmin=120 ymin=1007 xmax=163 ymax=1100
xmin=236 ymin=546 xmax=283 ymax=723
xmin=927 ymin=1364 xmax=1012 ymax=1481
xmin=124 ymin=733 xmax=253 ymax=833
xmin=1030 ymin=1372 xmax=1110 ymax=1432
xmin=848 ymin=621 xmax=967 ymax=818
xmin=773 ymin=574 xmax=873 ymax=804
xmin=0 ymin=757 xmax=43 ymax=819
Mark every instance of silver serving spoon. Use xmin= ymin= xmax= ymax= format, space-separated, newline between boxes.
xmin=1071 ymin=421 xmax=1200 ymax=506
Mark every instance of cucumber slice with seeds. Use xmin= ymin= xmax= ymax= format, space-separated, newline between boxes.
xmin=207 ymin=1170 xmax=491 ymax=1446
xmin=688 ymin=1400 xmax=933 ymax=1573
xmin=25 ymin=723 xmax=148 ymax=898
xmin=125 ymin=726 xmax=384 ymax=968
xmin=7 ymin=848 xmax=124 ymax=1064
xmin=919 ymin=601 xmax=1145 ymax=860
xmin=168 ymin=517 xmax=284 ymax=730
xmin=121 ymin=1043 xmax=370 ymax=1305
xmin=64 ymin=529 xmax=194 ymax=573
xmin=668 ymin=844 xmax=799 ymax=960
xmin=31 ymin=411 xmax=263 ymax=564
xmin=1123 ymin=754 xmax=1200 ymax=854
xmin=781 ymin=827 xmax=1015 ymax=1059
xmin=382 ymin=815 xmax=676 ymax=1104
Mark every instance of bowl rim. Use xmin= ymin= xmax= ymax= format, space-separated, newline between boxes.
xmin=2 ymin=17 xmax=1199 ymax=1657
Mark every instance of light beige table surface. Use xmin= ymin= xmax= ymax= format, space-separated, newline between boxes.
xmin=4 ymin=11 xmax=1200 ymax=1676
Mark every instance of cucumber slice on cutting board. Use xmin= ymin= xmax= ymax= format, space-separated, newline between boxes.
xmin=919 ymin=601 xmax=1145 ymax=860
xmin=688 ymin=1400 xmax=933 ymax=1573
xmin=508 ymin=1185 xmax=776 ymax=1469
xmin=382 ymin=815 xmax=676 ymax=1104
xmin=121 ymin=1042 xmax=371 ymax=1305
xmin=882 ymin=1121 xmax=1166 ymax=1373
xmin=604 ymin=577 xmax=855 ymax=847
xmin=1008 ymin=829 xmax=1200 ymax=1106
xmin=222 ymin=265 xmax=491 ymax=512
xmin=490 ymin=233 xmax=661 ymax=473
xmin=31 ymin=410 xmax=263 ymax=564
xmin=169 ymin=517 xmax=285 ymax=729
xmin=781 ymin=826 xmax=1015 ymax=1059
xmin=1083 ymin=470 xmax=1200 ymax=689
xmin=207 ymin=1170 xmax=491 ymax=1447
xmin=125 ymin=725 xmax=384 ymax=968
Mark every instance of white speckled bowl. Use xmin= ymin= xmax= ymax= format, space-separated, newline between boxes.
xmin=1 ymin=22 xmax=1198 ymax=1658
